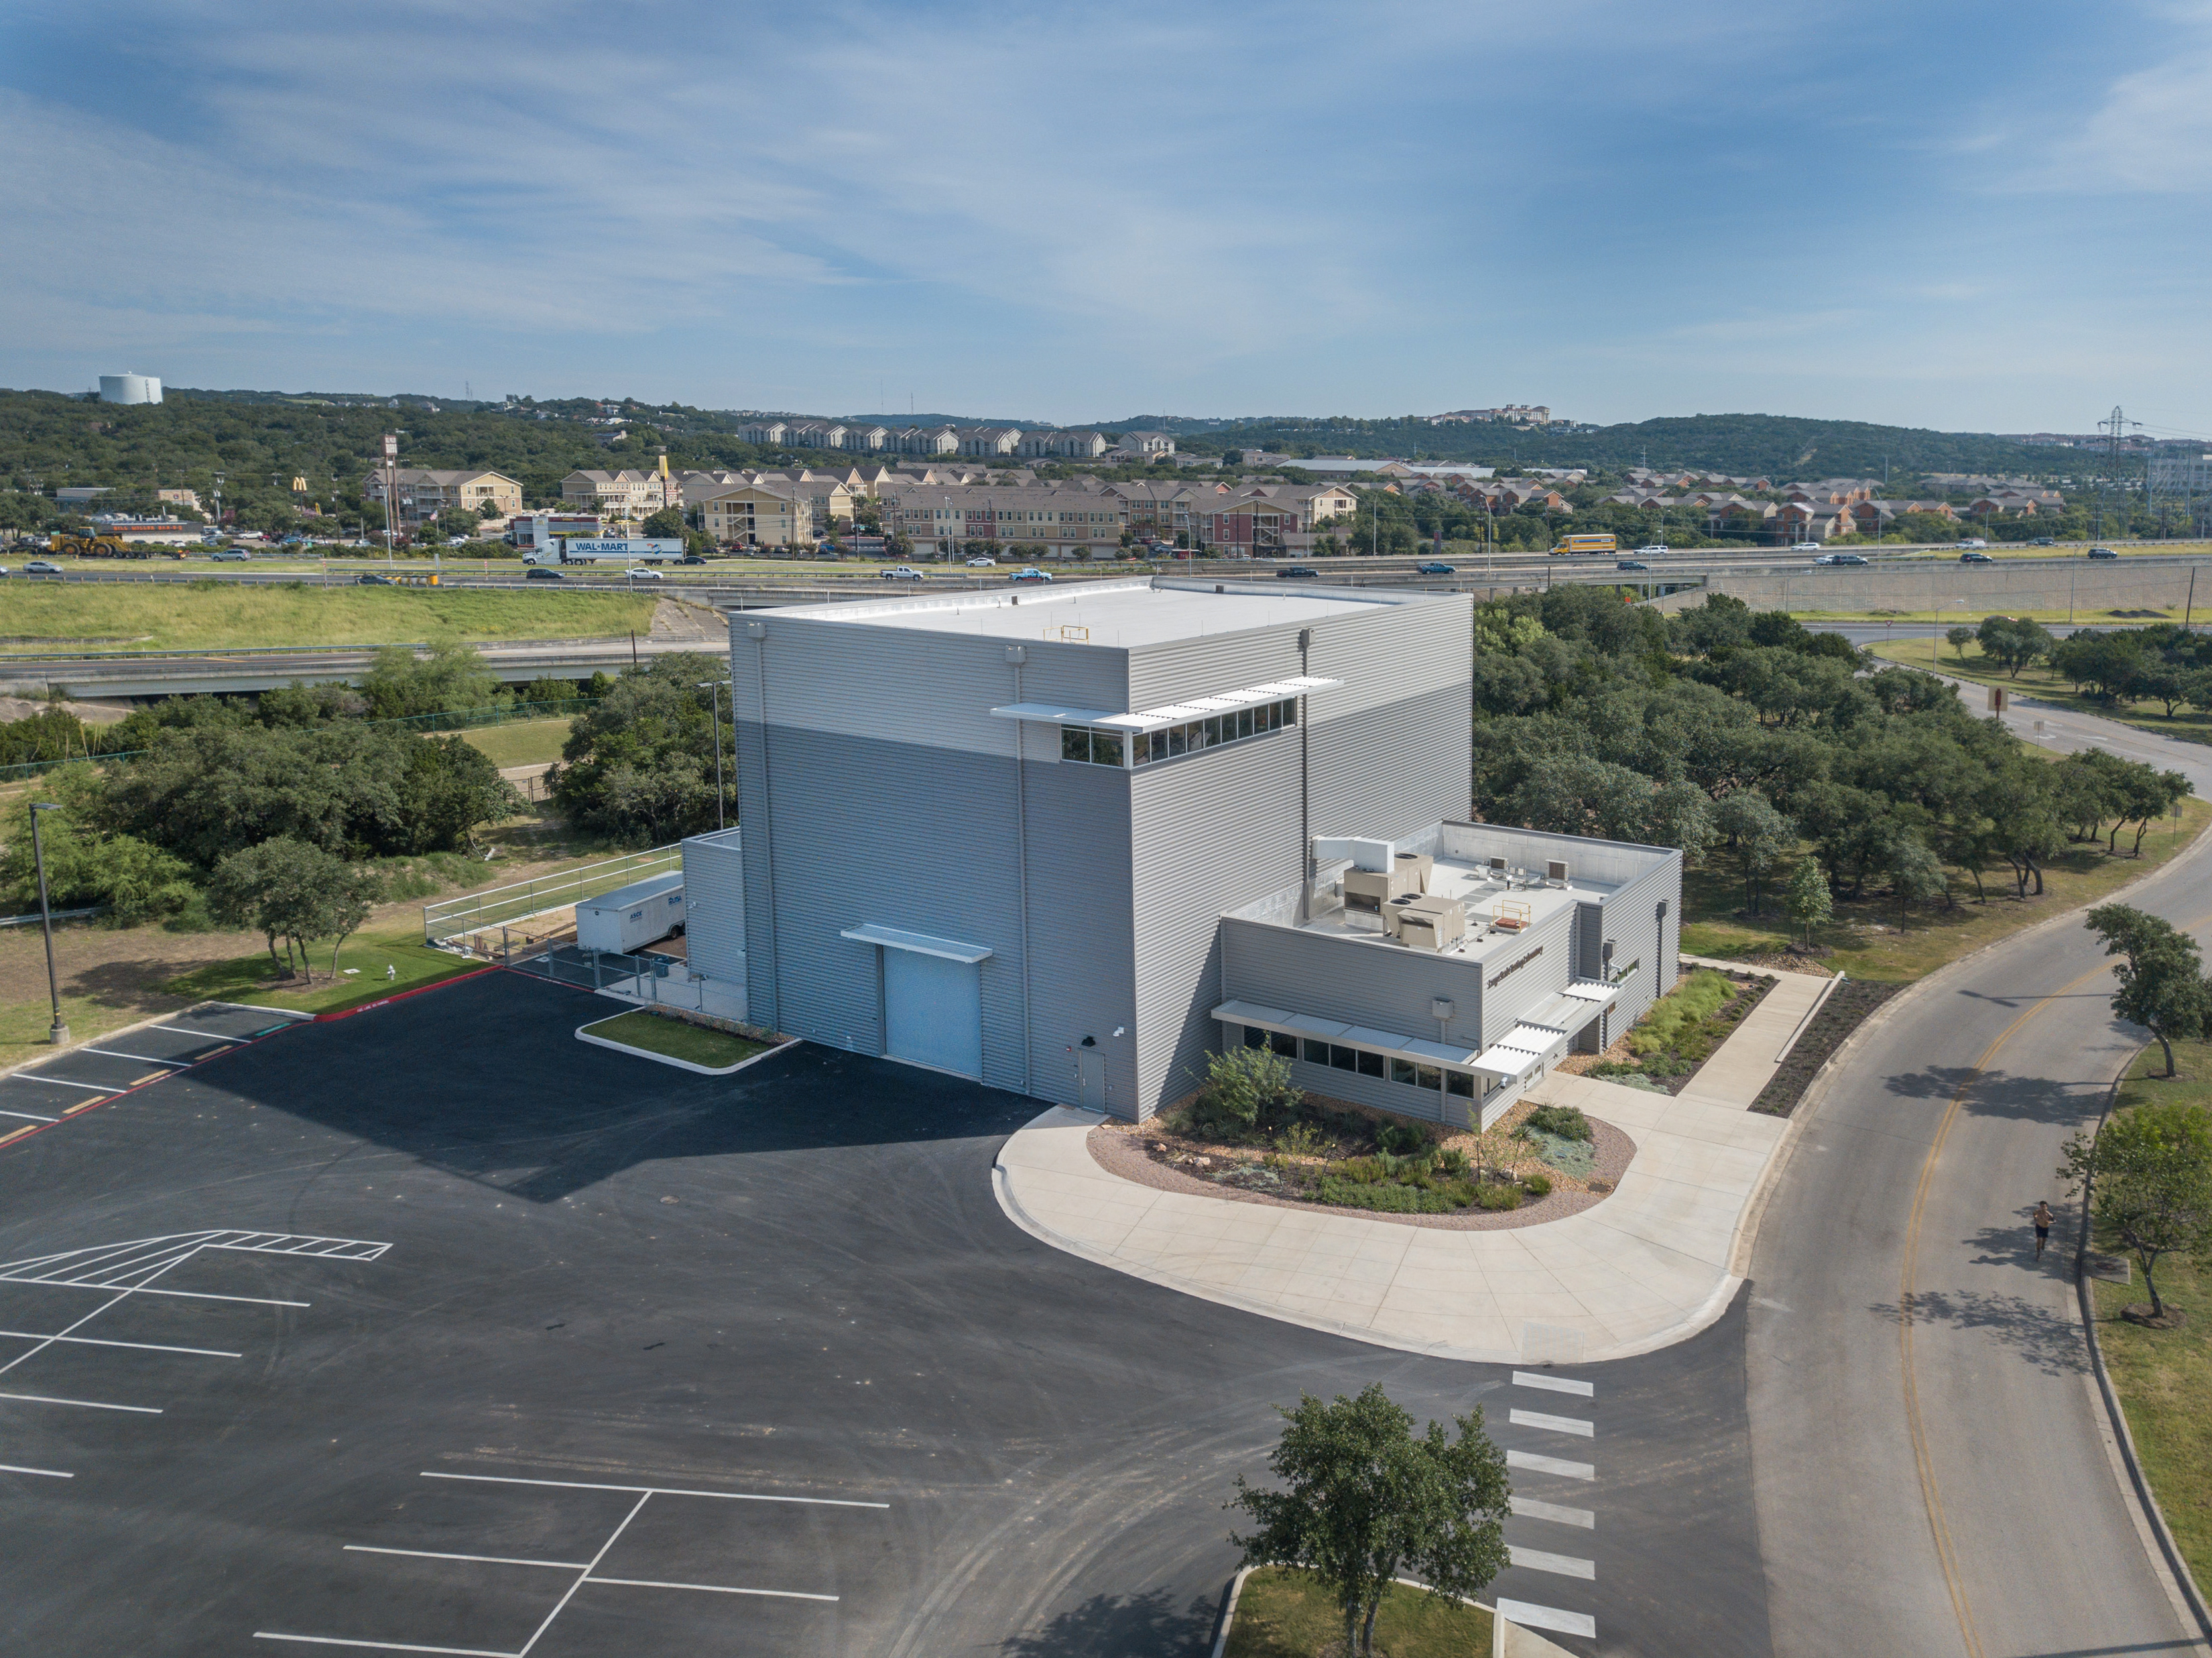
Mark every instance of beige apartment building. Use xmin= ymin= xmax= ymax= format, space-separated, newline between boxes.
xmin=361 ymin=467 xmax=523 ymax=524
xmin=700 ymin=479 xmax=855 ymax=549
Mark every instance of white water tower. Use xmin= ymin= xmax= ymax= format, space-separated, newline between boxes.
xmin=98 ymin=373 xmax=162 ymax=405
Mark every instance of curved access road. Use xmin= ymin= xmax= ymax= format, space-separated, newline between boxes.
xmin=1748 ymin=687 xmax=2212 ymax=1657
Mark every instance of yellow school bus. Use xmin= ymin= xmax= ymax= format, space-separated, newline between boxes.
xmin=1552 ymin=533 xmax=1618 ymax=557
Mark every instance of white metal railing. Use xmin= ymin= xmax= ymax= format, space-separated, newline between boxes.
xmin=422 ymin=844 xmax=681 ymax=945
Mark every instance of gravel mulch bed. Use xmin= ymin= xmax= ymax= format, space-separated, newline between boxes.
xmin=1751 ymin=978 xmax=1904 ymax=1116
xmin=1086 ymin=1108 xmax=1638 ymax=1232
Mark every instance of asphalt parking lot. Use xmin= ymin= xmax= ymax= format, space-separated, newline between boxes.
xmin=0 ymin=971 xmax=1772 ymax=1657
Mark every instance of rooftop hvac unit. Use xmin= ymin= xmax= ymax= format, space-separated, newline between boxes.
xmin=1345 ymin=864 xmax=1423 ymax=913
xmin=1489 ymin=856 xmax=1508 ymax=872
xmin=1394 ymin=851 xmax=1432 ymax=893
xmin=1392 ymin=896 xmax=1466 ymax=952
xmin=1547 ymin=860 xmax=1570 ymax=883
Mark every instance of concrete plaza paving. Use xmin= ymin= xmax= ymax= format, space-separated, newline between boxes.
xmin=995 ymin=1071 xmax=1790 ymax=1366
xmin=1673 ymin=957 xmax=1835 ymax=1111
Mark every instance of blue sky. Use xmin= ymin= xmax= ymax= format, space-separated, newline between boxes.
xmin=5 ymin=0 xmax=2209 ymax=434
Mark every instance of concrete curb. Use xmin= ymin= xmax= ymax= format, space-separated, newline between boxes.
xmin=1727 ymin=813 xmax=2212 ymax=1281
xmin=574 ymin=1018 xmax=796 ymax=1077
xmin=989 ymin=1124 xmax=1747 ymax=1367
xmin=2073 ymin=1062 xmax=2212 ymax=1643
xmin=1205 ymin=1565 xmax=1513 ymax=1658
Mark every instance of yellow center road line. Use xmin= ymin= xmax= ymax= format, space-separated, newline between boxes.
xmin=1901 ymin=906 xmax=2212 ymax=1658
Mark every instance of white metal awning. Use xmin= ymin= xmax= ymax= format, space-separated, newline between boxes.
xmin=840 ymin=923 xmax=993 ymax=964
xmin=992 ymin=675 xmax=1341 ymax=732
xmin=1211 ymin=1002 xmax=1482 ymax=1071
xmin=1560 ymin=980 xmax=1615 ymax=1003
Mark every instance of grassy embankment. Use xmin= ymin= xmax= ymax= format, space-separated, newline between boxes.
xmin=578 ymin=1008 xmax=766 ymax=1069
xmin=2087 ymin=1036 xmax=2212 ymax=1597
xmin=1680 ymin=796 xmax=2211 ymax=982
xmin=159 ymin=925 xmax=487 ymax=1017
xmin=1223 ymin=1569 xmax=1493 ymax=1657
xmin=1867 ymin=636 xmax=2212 ymax=749
xmin=458 ymin=719 xmax=573 ymax=769
xmin=0 ymin=583 xmax=658 ymax=650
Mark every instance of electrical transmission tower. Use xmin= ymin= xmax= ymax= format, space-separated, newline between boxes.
xmin=2095 ymin=406 xmax=2142 ymax=540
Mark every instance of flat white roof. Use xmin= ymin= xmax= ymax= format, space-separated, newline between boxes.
xmin=795 ymin=579 xmax=1406 ymax=649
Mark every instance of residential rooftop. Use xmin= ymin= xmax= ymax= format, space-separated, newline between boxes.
xmin=799 ymin=577 xmax=1428 ymax=649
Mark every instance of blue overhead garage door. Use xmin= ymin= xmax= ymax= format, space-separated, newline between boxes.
xmin=842 ymin=923 xmax=993 ymax=1081
xmin=883 ymin=949 xmax=982 ymax=1079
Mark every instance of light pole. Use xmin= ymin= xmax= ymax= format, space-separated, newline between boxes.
xmin=29 ymin=803 xmax=66 ymax=1044
xmin=698 ymin=680 xmax=727 ymax=831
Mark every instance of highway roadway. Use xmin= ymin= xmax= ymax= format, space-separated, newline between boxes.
xmin=1748 ymin=681 xmax=2212 ymax=1657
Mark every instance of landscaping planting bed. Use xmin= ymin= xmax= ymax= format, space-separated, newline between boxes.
xmin=1578 ymin=966 xmax=1776 ymax=1096
xmin=1222 ymin=1567 xmax=1492 ymax=1657
xmin=1092 ymin=1093 xmax=1635 ymax=1232
xmin=578 ymin=1006 xmax=770 ymax=1069
xmin=1751 ymin=978 xmax=1903 ymax=1116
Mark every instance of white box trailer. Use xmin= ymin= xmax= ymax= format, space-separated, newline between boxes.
xmin=575 ymin=872 xmax=686 ymax=954
xmin=524 ymin=537 xmax=685 ymax=565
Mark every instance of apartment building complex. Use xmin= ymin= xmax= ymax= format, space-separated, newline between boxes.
xmin=360 ymin=467 xmax=524 ymax=524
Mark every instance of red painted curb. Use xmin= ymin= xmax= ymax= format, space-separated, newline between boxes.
xmin=312 ymin=965 xmax=500 ymax=1022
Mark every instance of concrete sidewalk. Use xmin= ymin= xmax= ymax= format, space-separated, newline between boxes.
xmin=1673 ymin=957 xmax=1835 ymax=1110
xmin=994 ymin=1071 xmax=1788 ymax=1366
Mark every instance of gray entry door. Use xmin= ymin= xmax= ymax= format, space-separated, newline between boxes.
xmin=1077 ymin=1047 xmax=1105 ymax=1112
xmin=883 ymin=949 xmax=982 ymax=1079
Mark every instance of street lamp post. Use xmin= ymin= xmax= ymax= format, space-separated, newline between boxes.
xmin=29 ymin=803 xmax=66 ymax=1044
xmin=698 ymin=680 xmax=727 ymax=831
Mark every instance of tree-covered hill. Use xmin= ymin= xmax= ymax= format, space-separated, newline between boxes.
xmin=1179 ymin=412 xmax=2094 ymax=481
xmin=0 ymin=390 xmax=778 ymax=521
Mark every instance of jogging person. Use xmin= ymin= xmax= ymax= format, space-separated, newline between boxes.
xmin=2032 ymin=1200 xmax=2054 ymax=1260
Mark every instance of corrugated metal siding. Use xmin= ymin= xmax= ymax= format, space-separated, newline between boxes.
xmin=1220 ymin=919 xmax=1487 ymax=1052
xmin=1308 ymin=682 xmax=1470 ymax=846
xmin=1125 ymin=618 xmax=1308 ymax=708
xmin=1021 ymin=754 xmax=1138 ymax=1112
xmin=1473 ymin=903 xmax=1575 ymax=1047
xmin=723 ymin=614 xmax=1127 ymax=758
xmin=1596 ymin=851 xmax=1682 ymax=1032
xmin=680 ymin=828 xmax=746 ymax=990
xmin=1127 ymin=729 xmax=1304 ymax=1116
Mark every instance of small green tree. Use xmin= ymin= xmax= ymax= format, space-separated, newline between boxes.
xmin=1945 ymin=624 xmax=1975 ymax=664
xmin=1191 ymin=1045 xmax=1301 ymax=1138
xmin=1785 ymin=856 xmax=1833 ymax=947
xmin=1229 ymin=1384 xmax=1511 ymax=1657
xmin=1714 ymin=790 xmax=1794 ymax=916
xmin=2087 ymin=904 xmax=2212 ymax=1076
xmin=2060 ymin=1102 xmax=2212 ymax=1322
xmin=207 ymin=837 xmax=382 ymax=983
xmin=1888 ymin=836 xmax=1948 ymax=931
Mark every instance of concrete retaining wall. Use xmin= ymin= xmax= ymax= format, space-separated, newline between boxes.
xmin=1682 ymin=559 xmax=2210 ymax=617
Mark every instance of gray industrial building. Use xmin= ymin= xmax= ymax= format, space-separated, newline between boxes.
xmin=685 ymin=577 xmax=1679 ymax=1127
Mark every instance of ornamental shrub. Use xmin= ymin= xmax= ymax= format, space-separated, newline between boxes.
xmin=1523 ymin=1104 xmax=1593 ymax=1143
xmin=1522 ymin=1173 xmax=1553 ymax=1199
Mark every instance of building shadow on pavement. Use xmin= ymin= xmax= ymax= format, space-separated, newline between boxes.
xmin=188 ymin=968 xmax=1042 ymax=1203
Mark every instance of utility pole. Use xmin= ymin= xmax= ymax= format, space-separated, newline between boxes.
xmin=29 ymin=804 xmax=66 ymax=1044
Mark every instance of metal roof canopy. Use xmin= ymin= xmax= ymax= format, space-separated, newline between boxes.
xmin=840 ymin=923 xmax=993 ymax=964
xmin=993 ymin=675 xmax=1341 ymax=733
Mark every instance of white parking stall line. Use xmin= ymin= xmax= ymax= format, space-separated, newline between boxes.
xmin=1510 ymin=1495 xmax=1595 ymax=1529
xmin=1496 ymin=1598 xmax=1597 ymax=1641
xmin=420 ymin=1470 xmax=892 ymax=1508
xmin=86 ymin=1285 xmax=312 ymax=1308
xmin=0 ymin=1390 xmax=162 ymax=1413
xmin=1507 ymin=1545 xmax=1596 ymax=1580
xmin=0 ymin=1328 xmax=241 ymax=1358
xmin=5 ymin=1073 xmax=109 ymax=1091
xmin=145 ymin=1026 xmax=243 ymax=1045
xmin=585 ymin=1578 xmax=838 ymax=1602
xmin=255 ymin=1636 xmax=517 ymax=1656
xmin=1509 ymin=1408 xmax=1593 ymax=1437
xmin=1 ymin=1462 xmax=74 ymax=1478
xmin=0 ymin=1108 xmax=60 ymax=1122
xmin=344 ymin=1547 xmax=589 ymax=1570
xmin=1512 ymin=1370 xmax=1594 ymax=1398
xmin=271 ymin=1470 xmax=878 ymax=1653
xmin=78 ymin=1047 xmax=190 ymax=1067
xmin=2 ymin=1287 xmax=145 ymax=1374
xmin=1506 ymin=1448 xmax=1593 ymax=1481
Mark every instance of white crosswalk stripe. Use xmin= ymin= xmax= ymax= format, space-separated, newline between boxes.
xmin=1509 ymin=1407 xmax=1593 ymax=1437
xmin=1513 ymin=1370 xmax=1594 ymax=1398
xmin=1499 ymin=1370 xmax=1600 ymax=1643
xmin=1507 ymin=1447 xmax=1593 ymax=1481
xmin=1510 ymin=1495 xmax=1594 ymax=1529
xmin=1507 ymin=1545 xmax=1595 ymax=1580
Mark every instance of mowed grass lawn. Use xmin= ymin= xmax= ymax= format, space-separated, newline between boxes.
xmin=1681 ymin=796 xmax=2211 ymax=982
xmin=458 ymin=718 xmax=574 ymax=769
xmin=0 ymin=583 xmax=658 ymax=650
xmin=579 ymin=1008 xmax=766 ymax=1069
xmin=160 ymin=923 xmax=487 ymax=1015
xmin=1223 ymin=1569 xmax=1493 ymax=1657
xmin=2089 ymin=1037 xmax=2212 ymax=1595
xmin=1869 ymin=636 xmax=2212 ymax=749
